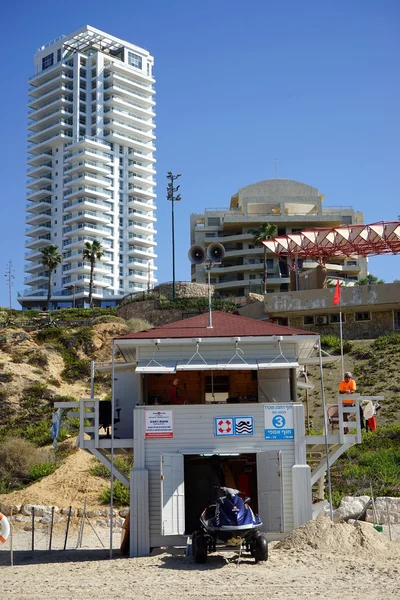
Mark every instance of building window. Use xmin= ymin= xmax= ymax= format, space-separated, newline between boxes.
xmin=303 ymin=316 xmax=315 ymax=325
xmin=330 ymin=314 xmax=346 ymax=324
xmin=207 ymin=217 xmax=220 ymax=226
xmin=342 ymin=216 xmax=352 ymax=224
xmin=355 ymin=312 xmax=371 ymax=322
xmin=205 ymin=233 xmax=216 ymax=238
xmin=128 ymin=52 xmax=142 ymax=70
xmin=42 ymin=53 xmax=54 ymax=70
xmin=57 ymin=48 xmax=62 ymax=63
xmin=267 ymin=259 xmax=274 ymax=270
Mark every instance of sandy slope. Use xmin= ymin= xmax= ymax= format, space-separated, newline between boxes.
xmin=1 ymin=519 xmax=399 ymax=600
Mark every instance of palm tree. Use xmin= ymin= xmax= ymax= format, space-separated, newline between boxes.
xmin=40 ymin=245 xmax=63 ymax=311
xmin=249 ymin=222 xmax=278 ymax=294
xmin=82 ymin=239 xmax=104 ymax=308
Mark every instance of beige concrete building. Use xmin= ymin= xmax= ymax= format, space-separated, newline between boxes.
xmin=190 ymin=179 xmax=367 ymax=299
xmin=238 ymin=283 xmax=400 ymax=340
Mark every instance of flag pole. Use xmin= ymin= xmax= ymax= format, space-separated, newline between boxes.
xmin=339 ymin=288 xmax=344 ymax=379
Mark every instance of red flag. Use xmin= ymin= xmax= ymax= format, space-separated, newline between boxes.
xmin=333 ymin=280 xmax=341 ymax=305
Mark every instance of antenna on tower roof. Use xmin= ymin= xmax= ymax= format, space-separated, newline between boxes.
xmin=274 ymin=158 xmax=278 ymax=178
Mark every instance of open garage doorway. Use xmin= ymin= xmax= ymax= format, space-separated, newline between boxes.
xmin=183 ymin=453 xmax=258 ymax=535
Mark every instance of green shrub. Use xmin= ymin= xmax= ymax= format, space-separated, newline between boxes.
xmin=29 ymin=461 xmax=58 ymax=481
xmin=0 ymin=371 xmax=13 ymax=383
xmin=35 ymin=327 xmax=64 ymax=344
xmin=372 ymin=333 xmax=400 ymax=351
xmin=125 ymin=318 xmax=153 ymax=333
xmin=24 ymin=419 xmax=66 ymax=447
xmin=90 ymin=456 xmax=132 ymax=479
xmin=27 ymin=351 xmax=48 ymax=368
xmin=47 ymin=376 xmax=61 ymax=387
xmin=61 ymin=351 xmax=90 ymax=381
xmin=321 ymin=334 xmax=353 ymax=355
xmin=91 ymin=315 xmax=126 ymax=325
xmin=100 ymin=480 xmax=130 ymax=506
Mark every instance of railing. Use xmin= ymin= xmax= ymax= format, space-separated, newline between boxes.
xmin=63 ymin=185 xmax=112 ymax=198
xmin=64 ymin=172 xmax=112 ymax=186
xmin=65 ymin=135 xmax=112 ymax=149
xmin=28 ymin=129 xmax=73 ymax=148
xmin=104 ymin=81 xmax=153 ymax=101
xmin=64 ymin=148 xmax=113 ymax=161
xmin=63 ymin=223 xmax=113 ymax=235
xmin=27 ymin=162 xmax=52 ymax=173
xmin=63 ymin=210 xmax=112 ymax=223
xmin=104 ymin=94 xmax=155 ymax=114
xmin=63 ymin=197 xmax=113 ymax=211
xmin=104 ymin=106 xmax=153 ymax=124
xmin=64 ymin=160 xmax=112 ymax=174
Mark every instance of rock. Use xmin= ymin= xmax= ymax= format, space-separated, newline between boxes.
xmin=14 ymin=516 xmax=35 ymax=523
xmin=61 ymin=508 xmax=76 ymax=516
xmin=86 ymin=509 xmax=117 ymax=518
xmin=333 ymin=496 xmax=370 ymax=523
xmin=40 ymin=514 xmax=63 ymax=525
xmin=21 ymin=504 xmax=59 ymax=517
xmin=365 ymin=497 xmax=400 ymax=524
xmin=0 ymin=503 xmax=21 ymax=516
xmin=95 ymin=517 xmax=124 ymax=528
xmin=119 ymin=508 xmax=129 ymax=518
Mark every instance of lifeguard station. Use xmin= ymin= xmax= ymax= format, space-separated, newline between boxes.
xmin=55 ymin=311 xmax=370 ymax=557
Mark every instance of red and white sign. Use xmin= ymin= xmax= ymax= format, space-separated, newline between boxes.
xmin=145 ymin=410 xmax=174 ymax=439
xmin=215 ymin=418 xmax=234 ymax=436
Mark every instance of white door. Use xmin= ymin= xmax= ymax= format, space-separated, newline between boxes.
xmin=160 ymin=453 xmax=185 ymax=536
xmin=257 ymin=450 xmax=283 ymax=532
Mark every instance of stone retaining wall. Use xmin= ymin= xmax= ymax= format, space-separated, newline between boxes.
xmin=0 ymin=503 xmax=129 ymax=529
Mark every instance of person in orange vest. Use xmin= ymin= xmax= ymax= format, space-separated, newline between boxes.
xmin=338 ymin=372 xmax=357 ymax=433
xmin=338 ymin=371 xmax=357 ymax=396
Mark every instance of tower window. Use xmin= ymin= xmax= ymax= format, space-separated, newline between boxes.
xmin=128 ymin=52 xmax=142 ymax=70
xmin=42 ymin=53 xmax=54 ymax=70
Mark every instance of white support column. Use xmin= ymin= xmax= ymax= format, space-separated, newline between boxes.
xmin=130 ymin=468 xmax=149 ymax=557
xmin=292 ymin=465 xmax=312 ymax=528
xmin=130 ymin=408 xmax=149 ymax=557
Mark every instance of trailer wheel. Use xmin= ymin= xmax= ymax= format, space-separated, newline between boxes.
xmin=193 ymin=533 xmax=207 ymax=564
xmin=253 ymin=533 xmax=268 ymax=563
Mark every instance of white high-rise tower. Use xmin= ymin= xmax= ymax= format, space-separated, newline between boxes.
xmin=20 ymin=26 xmax=157 ymax=309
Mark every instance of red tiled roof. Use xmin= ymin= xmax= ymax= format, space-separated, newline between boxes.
xmin=116 ymin=310 xmax=312 ymax=340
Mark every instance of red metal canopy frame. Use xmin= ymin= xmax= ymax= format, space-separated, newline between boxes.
xmin=262 ymin=221 xmax=400 ymax=265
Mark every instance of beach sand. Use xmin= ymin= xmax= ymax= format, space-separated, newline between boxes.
xmin=1 ymin=519 xmax=399 ymax=600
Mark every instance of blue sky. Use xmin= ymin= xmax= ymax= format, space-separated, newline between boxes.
xmin=1 ymin=0 xmax=399 ymax=307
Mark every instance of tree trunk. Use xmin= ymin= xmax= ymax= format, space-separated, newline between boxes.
xmin=47 ymin=271 xmax=52 ymax=311
xmin=263 ymin=246 xmax=267 ymax=295
xmin=89 ymin=259 xmax=94 ymax=308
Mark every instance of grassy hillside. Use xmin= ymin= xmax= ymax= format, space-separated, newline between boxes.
xmin=1 ymin=311 xmax=400 ymax=506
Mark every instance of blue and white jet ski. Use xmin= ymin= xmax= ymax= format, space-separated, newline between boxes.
xmin=192 ymin=487 xmax=268 ymax=563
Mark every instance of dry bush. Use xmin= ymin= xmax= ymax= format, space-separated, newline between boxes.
xmin=125 ymin=318 xmax=153 ymax=333
xmin=0 ymin=438 xmax=56 ymax=488
xmin=0 ymin=437 xmax=41 ymax=484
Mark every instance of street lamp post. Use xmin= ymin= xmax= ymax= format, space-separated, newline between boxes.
xmin=166 ymin=171 xmax=182 ymax=300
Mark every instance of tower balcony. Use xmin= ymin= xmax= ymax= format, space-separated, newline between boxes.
xmin=127 ymin=233 xmax=157 ymax=247
xmin=28 ymin=118 xmax=73 ymax=144
xmin=103 ymin=81 xmax=155 ymax=109
xmin=127 ymin=245 xmax=157 ymax=259
xmin=27 ymin=162 xmax=53 ymax=178
xmin=28 ymin=94 xmax=73 ymax=120
xmin=63 ymin=172 xmax=113 ymax=189
xmin=26 ymin=174 xmax=53 ymax=189
xmin=127 ymin=172 xmax=155 ymax=189
xmin=25 ymin=222 xmax=52 ymax=237
xmin=63 ymin=197 xmax=113 ymax=215
xmin=25 ymin=210 xmax=52 ymax=225
xmin=28 ymin=84 xmax=74 ymax=110
xmin=26 ymin=197 xmax=52 ymax=213
xmin=104 ymin=94 xmax=155 ymax=118
xmin=28 ymin=107 xmax=73 ymax=132
xmin=64 ymin=147 xmax=113 ymax=164
xmin=63 ymin=210 xmax=112 ymax=226
xmin=63 ymin=185 xmax=112 ymax=201
xmin=127 ymin=196 xmax=155 ymax=212
xmin=24 ymin=272 xmax=49 ymax=285
xmin=27 ymin=129 xmax=73 ymax=154
xmin=62 ymin=222 xmax=113 ymax=239
xmin=64 ymin=159 xmax=112 ymax=177
xmin=25 ymin=234 xmax=52 ymax=250
xmin=27 ymin=151 xmax=53 ymax=167
xmin=26 ymin=187 xmax=52 ymax=201
xmin=103 ymin=116 xmax=155 ymax=143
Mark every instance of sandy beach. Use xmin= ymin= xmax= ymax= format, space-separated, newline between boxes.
xmin=1 ymin=519 xmax=399 ymax=600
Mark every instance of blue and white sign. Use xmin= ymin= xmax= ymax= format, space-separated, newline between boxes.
xmin=215 ymin=416 xmax=254 ymax=437
xmin=264 ymin=405 xmax=294 ymax=440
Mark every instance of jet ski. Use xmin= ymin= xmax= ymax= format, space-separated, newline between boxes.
xmin=192 ymin=487 xmax=268 ymax=563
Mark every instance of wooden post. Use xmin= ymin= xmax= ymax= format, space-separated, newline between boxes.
xmin=64 ymin=506 xmax=72 ymax=550
xmin=49 ymin=506 xmax=54 ymax=552
xmin=31 ymin=507 xmax=35 ymax=556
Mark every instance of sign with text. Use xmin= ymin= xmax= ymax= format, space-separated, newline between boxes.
xmin=264 ymin=405 xmax=294 ymax=440
xmin=145 ymin=410 xmax=174 ymax=439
